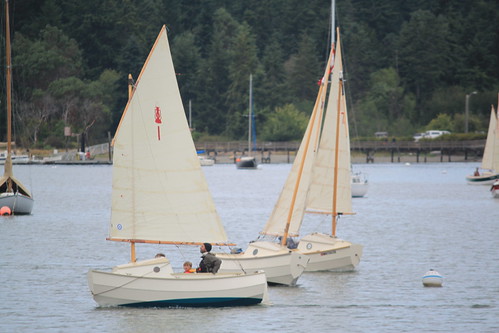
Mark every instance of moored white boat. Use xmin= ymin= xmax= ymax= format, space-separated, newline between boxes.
xmin=236 ymin=75 xmax=258 ymax=170
xmin=87 ymin=26 xmax=268 ymax=308
xmin=236 ymin=156 xmax=257 ymax=169
xmin=422 ymin=269 xmax=443 ymax=287
xmin=0 ymin=151 xmax=30 ymax=164
xmin=198 ymin=155 xmax=215 ymax=166
xmin=351 ymin=172 xmax=368 ymax=197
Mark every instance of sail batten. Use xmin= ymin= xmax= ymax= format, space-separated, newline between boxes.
xmin=109 ymin=26 xmax=228 ymax=244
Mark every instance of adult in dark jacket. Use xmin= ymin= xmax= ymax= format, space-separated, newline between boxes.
xmin=197 ymin=242 xmax=222 ymax=273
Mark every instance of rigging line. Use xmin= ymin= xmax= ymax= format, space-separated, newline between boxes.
xmin=92 ymin=261 xmax=173 ymax=297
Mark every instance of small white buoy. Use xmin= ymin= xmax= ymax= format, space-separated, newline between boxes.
xmin=405 ymin=162 xmax=411 ymax=166
xmin=422 ymin=269 xmax=443 ymax=287
xmin=442 ymin=170 xmax=447 ymax=174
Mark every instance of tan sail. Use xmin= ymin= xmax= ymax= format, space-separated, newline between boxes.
xmin=260 ymin=48 xmax=334 ymax=238
xmin=306 ymin=34 xmax=353 ymax=217
xmin=108 ymin=26 xmax=227 ymax=244
xmin=481 ymin=106 xmax=499 ymax=172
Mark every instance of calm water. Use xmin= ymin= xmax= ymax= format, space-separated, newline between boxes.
xmin=1 ymin=162 xmax=498 ymax=332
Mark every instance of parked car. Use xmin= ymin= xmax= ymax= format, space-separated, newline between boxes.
xmin=414 ymin=130 xmax=451 ymax=141
xmin=424 ymin=130 xmax=451 ymax=139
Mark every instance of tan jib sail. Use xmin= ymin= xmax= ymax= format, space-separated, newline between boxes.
xmin=260 ymin=47 xmax=334 ymax=238
xmin=260 ymin=30 xmax=353 ymax=238
xmin=109 ymin=26 xmax=228 ymax=244
xmin=481 ymin=106 xmax=499 ymax=172
xmin=306 ymin=32 xmax=353 ymax=215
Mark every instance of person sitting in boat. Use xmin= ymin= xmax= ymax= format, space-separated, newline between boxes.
xmin=183 ymin=261 xmax=195 ymax=273
xmin=278 ymin=236 xmax=298 ymax=249
xmin=197 ymin=242 xmax=222 ymax=273
xmin=474 ymin=167 xmax=480 ymax=176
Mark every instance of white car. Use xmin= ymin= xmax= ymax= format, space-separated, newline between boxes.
xmin=414 ymin=130 xmax=450 ymax=141
xmin=424 ymin=130 xmax=451 ymax=139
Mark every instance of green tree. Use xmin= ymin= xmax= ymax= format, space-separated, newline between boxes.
xmin=226 ymin=22 xmax=260 ymax=139
xmin=195 ymin=8 xmax=240 ymax=135
xmin=286 ymin=32 xmax=321 ymax=103
xmin=398 ymin=10 xmax=452 ymax=122
xmin=261 ymin=104 xmax=308 ymax=141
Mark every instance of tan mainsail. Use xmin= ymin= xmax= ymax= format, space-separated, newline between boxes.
xmin=306 ymin=35 xmax=353 ymax=216
xmin=108 ymin=26 xmax=227 ymax=245
xmin=481 ymin=106 xmax=499 ymax=172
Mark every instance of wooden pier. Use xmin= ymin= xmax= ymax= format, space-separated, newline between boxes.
xmin=194 ymin=140 xmax=486 ymax=164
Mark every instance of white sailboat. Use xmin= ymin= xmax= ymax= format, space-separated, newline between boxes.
xmin=0 ymin=0 xmax=34 ymax=215
xmin=259 ymin=27 xmax=362 ymax=273
xmin=351 ymin=171 xmax=368 ymax=198
xmin=87 ymin=26 xmax=268 ymax=307
xmin=297 ymin=29 xmax=362 ymax=271
xmin=466 ymin=103 xmax=499 ymax=185
xmin=236 ymin=74 xmax=258 ymax=169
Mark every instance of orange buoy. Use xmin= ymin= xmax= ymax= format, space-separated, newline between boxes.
xmin=1 ymin=206 xmax=12 ymax=216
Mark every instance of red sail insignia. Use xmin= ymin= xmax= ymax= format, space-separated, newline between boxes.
xmin=155 ymin=106 xmax=162 ymax=140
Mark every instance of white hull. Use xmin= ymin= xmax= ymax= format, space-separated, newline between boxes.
xmin=198 ymin=156 xmax=214 ymax=166
xmin=88 ymin=258 xmax=268 ymax=307
xmin=0 ymin=192 xmax=34 ymax=214
xmin=298 ymin=233 xmax=363 ymax=272
xmin=466 ymin=172 xmax=499 ymax=185
xmin=0 ymin=153 xmax=30 ymax=164
xmin=216 ymin=241 xmax=309 ymax=286
xmin=351 ymin=173 xmax=368 ymax=197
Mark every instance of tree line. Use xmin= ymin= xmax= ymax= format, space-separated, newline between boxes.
xmin=1 ymin=0 xmax=498 ymax=150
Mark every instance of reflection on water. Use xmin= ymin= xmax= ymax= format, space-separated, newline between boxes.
xmin=1 ymin=163 xmax=498 ymax=332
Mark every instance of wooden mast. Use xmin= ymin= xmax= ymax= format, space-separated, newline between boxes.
xmin=4 ymin=0 xmax=13 ymax=192
xmin=127 ymin=73 xmax=136 ymax=263
xmin=332 ymin=62 xmax=343 ymax=237
xmin=280 ymin=51 xmax=333 ymax=246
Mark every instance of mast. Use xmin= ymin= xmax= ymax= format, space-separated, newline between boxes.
xmin=331 ymin=0 xmax=335 ymax=46
xmin=279 ymin=51 xmax=333 ymax=245
xmin=127 ymin=73 xmax=136 ymax=262
xmin=4 ymin=0 xmax=13 ymax=191
xmin=248 ymin=74 xmax=253 ymax=154
xmin=332 ymin=62 xmax=343 ymax=236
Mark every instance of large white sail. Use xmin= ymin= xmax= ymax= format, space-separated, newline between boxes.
xmin=109 ymin=26 xmax=227 ymax=244
xmin=306 ymin=33 xmax=353 ymax=215
xmin=260 ymin=50 xmax=333 ymax=237
xmin=481 ymin=106 xmax=499 ymax=172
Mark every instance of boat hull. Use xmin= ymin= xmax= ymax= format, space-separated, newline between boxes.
xmin=351 ymin=173 xmax=368 ymax=197
xmin=297 ymin=233 xmax=363 ymax=272
xmin=0 ymin=192 xmax=34 ymax=215
xmin=88 ymin=258 xmax=268 ymax=307
xmin=216 ymin=241 xmax=309 ymax=286
xmin=236 ymin=156 xmax=257 ymax=169
xmin=466 ymin=172 xmax=499 ymax=185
